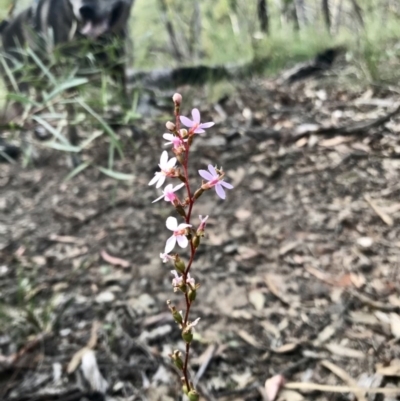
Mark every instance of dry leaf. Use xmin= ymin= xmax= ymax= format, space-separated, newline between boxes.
xmin=376 ymin=360 xmax=400 ymax=377
xmin=325 ymin=343 xmax=365 ymax=359
xmin=265 ymin=374 xmax=286 ymax=401
xmin=100 ymin=249 xmax=130 ymax=268
xmin=320 ymin=360 xmax=367 ymax=401
xmin=273 ymin=343 xmax=298 ymax=354
xmin=237 ymin=329 xmax=263 ymax=349
xmin=80 ymin=349 xmax=108 ymax=393
xmin=249 ymin=289 xmax=266 ymax=311
xmin=389 ymin=313 xmax=400 ymax=339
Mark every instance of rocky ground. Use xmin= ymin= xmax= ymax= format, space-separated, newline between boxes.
xmin=1 ymin=74 xmax=400 ymax=401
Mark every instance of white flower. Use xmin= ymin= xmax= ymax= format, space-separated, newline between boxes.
xmin=148 ymin=151 xmax=177 ymax=188
xmin=164 ymin=216 xmax=192 ymax=253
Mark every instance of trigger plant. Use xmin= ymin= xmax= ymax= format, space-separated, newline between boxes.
xmin=149 ymin=93 xmax=233 ymax=400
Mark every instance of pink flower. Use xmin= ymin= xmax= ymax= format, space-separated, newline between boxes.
xmin=198 ymin=215 xmax=209 ymax=231
xmin=148 ymin=151 xmax=177 ymax=188
xmin=171 ymin=270 xmax=195 ymax=291
xmin=185 ymin=317 xmax=200 ymax=331
xmin=163 ymin=133 xmax=187 ymax=150
xmin=165 ymin=217 xmax=192 ymax=253
xmin=171 ymin=270 xmax=183 ymax=290
xmin=152 ymin=183 xmax=185 ymax=204
xmin=180 ymin=108 xmax=214 ymax=134
xmin=198 ymin=165 xmax=233 ymax=200
xmin=160 ymin=253 xmax=173 ymax=263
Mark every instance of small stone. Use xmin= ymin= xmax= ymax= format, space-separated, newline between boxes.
xmin=95 ymin=291 xmax=115 ymax=304
xmin=357 ymin=237 xmax=374 ymax=249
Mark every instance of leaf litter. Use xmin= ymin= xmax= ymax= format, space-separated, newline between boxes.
xmin=1 ymin=73 xmax=400 ymax=400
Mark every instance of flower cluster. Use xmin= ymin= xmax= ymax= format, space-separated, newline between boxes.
xmin=149 ymin=93 xmax=233 ymax=400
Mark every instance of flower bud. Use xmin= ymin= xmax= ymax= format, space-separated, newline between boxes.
xmin=173 ymin=93 xmax=182 ymax=105
xmin=166 ymin=121 xmax=176 ymax=131
xmin=170 ymin=350 xmax=184 ymax=370
xmin=192 ymin=235 xmax=200 ymax=249
xmin=180 ymin=129 xmax=188 ymax=138
xmin=175 ymin=204 xmax=187 ymax=218
xmin=188 ymin=390 xmax=200 ymax=401
xmin=171 ymin=308 xmax=183 ymax=325
xmin=174 ymin=255 xmax=186 ymax=274
xmin=182 ymin=385 xmax=189 ymax=395
xmin=193 ymin=188 xmax=204 ymax=200
xmin=182 ymin=329 xmax=193 ymax=343
xmin=188 ymin=288 xmax=197 ymax=302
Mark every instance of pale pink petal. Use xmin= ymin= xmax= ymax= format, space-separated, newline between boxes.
xmin=180 ymin=116 xmax=195 ymax=127
xmin=173 ymin=183 xmax=185 ymax=192
xmin=166 ymin=216 xmax=178 ymax=230
xmin=152 ymin=193 xmax=165 ymax=203
xmin=163 ymin=133 xmax=174 ymax=141
xmin=163 ymin=184 xmax=173 ymax=192
xmin=155 ymin=175 xmax=166 ymax=188
xmin=165 ymin=236 xmax=176 ymax=253
xmin=176 ymin=235 xmax=188 ymax=248
xmin=199 ymin=122 xmax=214 ymax=129
xmin=207 ymin=165 xmax=218 ymax=177
xmin=176 ymin=223 xmax=192 ymax=230
xmin=160 ymin=150 xmax=168 ymax=166
xmin=265 ymin=374 xmax=286 ymax=401
xmin=191 ymin=108 xmax=201 ymax=123
xmin=193 ymin=127 xmax=205 ymax=134
xmin=220 ymin=181 xmax=234 ymax=189
xmin=166 ymin=157 xmax=177 ymax=169
xmin=199 ymin=169 xmax=214 ymax=181
xmin=149 ymin=174 xmax=160 ymax=186
xmin=215 ymin=184 xmax=226 ymax=199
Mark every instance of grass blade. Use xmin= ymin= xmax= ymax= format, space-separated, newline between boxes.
xmin=97 ymin=167 xmax=134 ymax=181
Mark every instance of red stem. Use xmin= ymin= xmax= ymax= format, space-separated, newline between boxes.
xmin=174 ymin=106 xmax=197 ymax=391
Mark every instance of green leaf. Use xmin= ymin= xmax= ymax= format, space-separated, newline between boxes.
xmin=64 ymin=162 xmax=91 ymax=181
xmin=79 ymin=130 xmax=103 ymax=149
xmin=42 ymin=142 xmax=81 ymax=152
xmin=45 ymin=77 xmax=89 ymax=101
xmin=6 ymin=93 xmax=42 ymax=108
xmin=97 ymin=167 xmax=134 ymax=181
xmin=32 ymin=115 xmax=69 ymax=145
xmin=76 ymin=98 xmax=123 ymax=158
xmin=26 ymin=48 xmax=57 ymax=86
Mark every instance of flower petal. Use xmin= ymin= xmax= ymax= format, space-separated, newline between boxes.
xmin=152 ymin=193 xmax=165 ymax=203
xmin=160 ymin=150 xmax=168 ymax=166
xmin=198 ymin=169 xmax=214 ymax=181
xmin=191 ymin=108 xmax=201 ymax=123
xmin=155 ymin=175 xmax=166 ymax=188
xmin=166 ymin=157 xmax=177 ymax=169
xmin=165 ymin=236 xmax=176 ymax=253
xmin=199 ymin=122 xmax=214 ymax=129
xmin=215 ymin=183 xmax=226 ymax=199
xmin=166 ymin=216 xmax=178 ymax=230
xmin=148 ymin=173 xmax=160 ymax=186
xmin=193 ymin=128 xmax=205 ymax=134
xmin=163 ymin=133 xmax=174 ymax=140
xmin=173 ymin=182 xmax=185 ymax=192
xmin=207 ymin=164 xmax=218 ymax=177
xmin=220 ymin=180 xmax=234 ymax=189
xmin=176 ymin=235 xmax=189 ymax=248
xmin=180 ymin=116 xmax=195 ymax=127
xmin=177 ymin=223 xmax=192 ymax=230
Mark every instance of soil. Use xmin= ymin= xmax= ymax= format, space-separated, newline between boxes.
xmin=1 ymin=76 xmax=400 ymax=401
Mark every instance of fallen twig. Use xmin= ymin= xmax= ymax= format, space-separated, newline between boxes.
xmin=284 ymin=382 xmax=400 ymax=395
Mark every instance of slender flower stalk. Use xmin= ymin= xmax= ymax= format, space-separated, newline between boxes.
xmin=150 ymin=94 xmax=233 ymax=398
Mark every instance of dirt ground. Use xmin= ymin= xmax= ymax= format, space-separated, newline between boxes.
xmin=1 ymin=76 xmax=400 ymax=401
